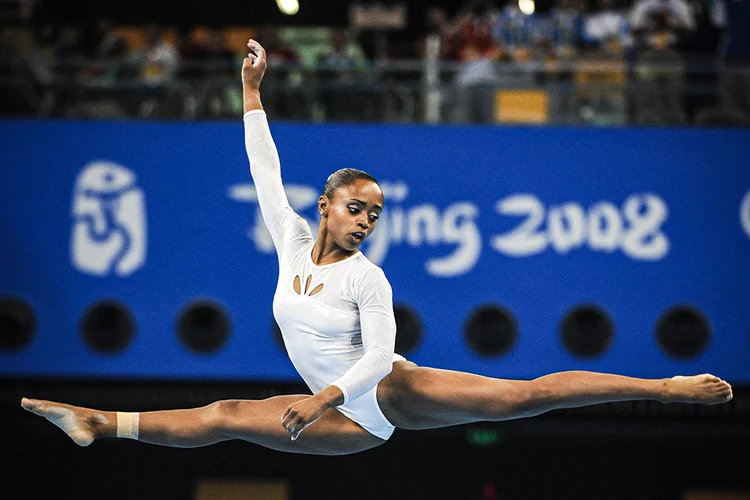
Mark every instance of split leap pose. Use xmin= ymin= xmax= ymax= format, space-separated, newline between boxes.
xmin=22 ymin=39 xmax=733 ymax=456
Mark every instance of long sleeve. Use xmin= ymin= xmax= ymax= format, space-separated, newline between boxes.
xmin=244 ymin=109 xmax=299 ymax=253
xmin=331 ymin=267 xmax=397 ymax=404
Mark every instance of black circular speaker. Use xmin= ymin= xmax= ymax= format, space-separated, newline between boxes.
xmin=80 ymin=300 xmax=134 ymax=354
xmin=177 ymin=300 xmax=230 ymax=354
xmin=394 ymin=303 xmax=423 ymax=355
xmin=464 ymin=304 xmax=517 ymax=357
xmin=0 ymin=297 xmax=36 ymax=350
xmin=560 ymin=305 xmax=614 ymax=358
xmin=656 ymin=306 xmax=710 ymax=359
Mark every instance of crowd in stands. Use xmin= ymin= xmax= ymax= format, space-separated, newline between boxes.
xmin=0 ymin=0 xmax=747 ymax=125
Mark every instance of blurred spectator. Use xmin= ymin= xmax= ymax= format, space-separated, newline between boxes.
xmin=135 ymin=25 xmax=180 ymax=85
xmin=317 ymin=28 xmax=369 ymax=121
xmin=66 ymin=22 xmax=133 ymax=119
xmin=179 ymin=27 xmax=210 ymax=81
xmin=534 ymin=0 xmax=587 ymax=123
xmin=27 ymin=23 xmax=57 ymax=86
xmin=632 ymin=29 xmax=689 ymax=124
xmin=629 ymin=0 xmax=695 ymax=50
xmin=181 ymin=27 xmax=210 ymax=83
xmin=682 ymin=0 xmax=722 ymax=54
xmin=545 ymin=0 xmax=585 ymax=60
xmin=417 ymin=6 xmax=457 ymax=59
xmin=0 ymin=28 xmax=39 ymax=115
xmin=494 ymin=0 xmax=535 ymax=62
xmin=711 ymin=0 xmax=750 ymax=124
xmin=262 ymin=26 xmax=300 ymax=83
xmin=318 ymin=28 xmax=368 ymax=80
xmin=83 ymin=19 xmax=132 ymax=83
xmin=182 ymin=27 xmax=240 ymax=119
xmin=417 ymin=6 xmax=458 ymax=122
xmin=581 ymin=0 xmax=633 ymax=56
xmin=49 ymin=26 xmax=87 ymax=116
xmin=263 ymin=26 xmax=299 ymax=63
xmin=574 ymin=0 xmax=630 ymax=125
xmin=80 ymin=17 xmax=125 ymax=60
xmin=180 ymin=27 xmax=234 ymax=79
xmin=629 ymin=0 xmax=694 ymax=124
xmin=1 ymin=3 xmax=742 ymax=126
xmin=452 ymin=0 xmax=504 ymax=123
xmin=679 ymin=0 xmax=724 ymax=122
xmin=255 ymin=25 xmax=305 ymax=120
xmin=53 ymin=25 xmax=85 ymax=79
xmin=131 ymin=25 xmax=181 ymax=117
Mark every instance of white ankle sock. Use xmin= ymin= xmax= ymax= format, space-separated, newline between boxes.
xmin=116 ymin=412 xmax=140 ymax=440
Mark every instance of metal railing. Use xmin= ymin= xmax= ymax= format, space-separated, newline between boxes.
xmin=1 ymin=56 xmax=748 ymax=126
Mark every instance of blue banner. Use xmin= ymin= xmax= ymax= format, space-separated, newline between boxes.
xmin=1 ymin=121 xmax=749 ymax=382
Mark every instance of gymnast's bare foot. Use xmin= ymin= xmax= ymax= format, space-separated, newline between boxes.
xmin=21 ymin=398 xmax=109 ymax=447
xmin=667 ymin=374 xmax=733 ymax=404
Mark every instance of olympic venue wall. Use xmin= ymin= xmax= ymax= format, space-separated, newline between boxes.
xmin=2 ymin=120 xmax=749 ymax=384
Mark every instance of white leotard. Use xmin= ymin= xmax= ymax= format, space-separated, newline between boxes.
xmin=244 ymin=110 xmax=404 ymax=440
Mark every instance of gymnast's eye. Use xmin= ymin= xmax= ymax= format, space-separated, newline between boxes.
xmin=369 ymin=214 xmax=379 ymax=222
xmin=348 ymin=206 xmax=359 ymax=214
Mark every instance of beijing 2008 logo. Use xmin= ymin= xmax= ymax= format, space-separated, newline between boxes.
xmin=70 ymin=160 xmax=148 ymax=277
xmin=741 ymin=189 xmax=750 ymax=240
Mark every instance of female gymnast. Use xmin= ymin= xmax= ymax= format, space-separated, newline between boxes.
xmin=22 ymin=39 xmax=733 ymax=456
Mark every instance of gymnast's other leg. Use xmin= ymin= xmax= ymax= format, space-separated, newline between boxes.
xmin=380 ymin=363 xmax=734 ymax=430
xmin=21 ymin=395 xmax=384 ymax=456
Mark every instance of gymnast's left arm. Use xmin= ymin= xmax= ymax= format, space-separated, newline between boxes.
xmin=280 ymin=268 xmax=396 ymax=440
xmin=330 ymin=267 xmax=397 ymax=404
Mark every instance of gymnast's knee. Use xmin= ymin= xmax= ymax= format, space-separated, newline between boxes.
xmin=204 ymin=399 xmax=258 ymax=436
xmin=512 ymin=379 xmax=555 ymax=413
xmin=477 ymin=380 xmax=553 ymax=420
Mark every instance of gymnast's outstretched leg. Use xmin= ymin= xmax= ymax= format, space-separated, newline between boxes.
xmin=381 ymin=364 xmax=734 ymax=430
xmin=21 ymin=395 xmax=384 ymax=455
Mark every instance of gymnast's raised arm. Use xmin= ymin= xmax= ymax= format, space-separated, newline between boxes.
xmin=242 ymin=39 xmax=298 ymax=254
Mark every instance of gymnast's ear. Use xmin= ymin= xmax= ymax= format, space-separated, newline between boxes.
xmin=318 ymin=194 xmax=328 ymax=217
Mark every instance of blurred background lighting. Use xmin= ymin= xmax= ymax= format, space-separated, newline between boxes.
xmin=275 ymin=0 xmax=300 ymax=15
xmin=519 ymin=0 xmax=535 ymax=15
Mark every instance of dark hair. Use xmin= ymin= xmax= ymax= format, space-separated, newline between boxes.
xmin=323 ymin=168 xmax=380 ymax=199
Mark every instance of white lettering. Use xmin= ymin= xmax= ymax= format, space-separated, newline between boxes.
xmin=230 ymin=180 xmax=484 ymax=276
xmin=362 ymin=209 xmax=391 ymax=265
xmin=390 ymin=206 xmax=406 ymax=244
xmin=491 ymin=194 xmax=547 ymax=256
xmin=621 ymin=193 xmax=669 ymax=260
xmin=492 ymin=193 xmax=669 ymax=260
xmin=407 ymin=205 xmax=441 ymax=246
xmin=230 ymin=181 xmax=673 ymax=274
xmin=426 ymin=203 xmax=481 ymax=277
xmin=741 ymin=189 xmax=750 ymax=240
xmin=227 ymin=183 xmax=318 ymax=253
xmin=587 ymin=202 xmax=622 ymax=252
xmin=548 ymin=203 xmax=586 ymax=254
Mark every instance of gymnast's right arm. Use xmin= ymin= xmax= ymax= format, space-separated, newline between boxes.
xmin=242 ymin=39 xmax=295 ymax=252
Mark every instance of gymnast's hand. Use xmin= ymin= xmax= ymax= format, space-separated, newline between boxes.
xmin=242 ymin=39 xmax=267 ymax=90
xmin=281 ymin=386 xmax=344 ymax=441
xmin=280 ymin=395 xmax=329 ymax=441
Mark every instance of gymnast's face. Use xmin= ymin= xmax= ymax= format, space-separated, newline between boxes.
xmin=320 ymin=179 xmax=384 ymax=252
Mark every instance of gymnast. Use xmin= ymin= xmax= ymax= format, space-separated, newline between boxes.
xmin=22 ymin=39 xmax=733 ymax=456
